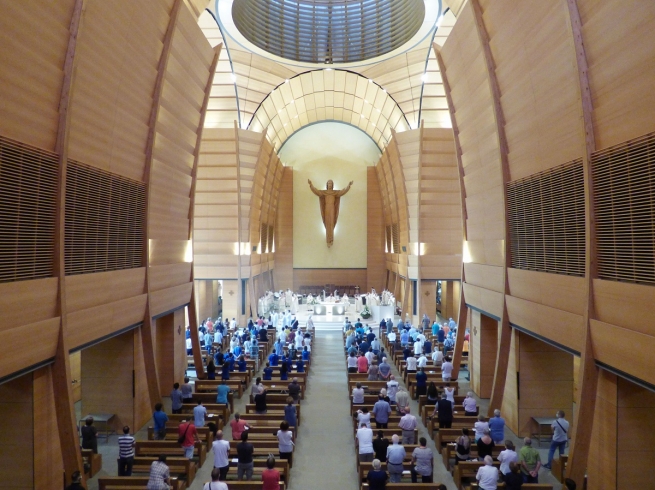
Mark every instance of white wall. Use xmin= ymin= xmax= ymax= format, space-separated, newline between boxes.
xmin=278 ymin=122 xmax=381 ymax=268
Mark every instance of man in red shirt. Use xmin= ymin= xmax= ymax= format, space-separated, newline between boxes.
xmin=230 ymin=412 xmax=249 ymax=440
xmin=178 ymin=419 xmax=200 ymax=459
xmin=357 ymin=353 xmax=369 ymax=373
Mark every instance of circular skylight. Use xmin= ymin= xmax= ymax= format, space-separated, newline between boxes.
xmin=231 ymin=0 xmax=426 ymax=64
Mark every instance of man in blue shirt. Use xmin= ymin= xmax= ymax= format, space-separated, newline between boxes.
xmin=170 ymin=383 xmax=184 ymax=414
xmin=302 ymin=346 xmax=310 ymax=361
xmin=216 ymin=380 xmax=230 ymax=404
xmin=437 ymin=327 xmax=445 ymax=344
xmin=296 ymin=359 xmax=305 ymax=373
xmin=153 ymin=403 xmax=168 ymax=440
xmin=423 ymin=339 xmax=432 ymax=355
xmin=386 ymin=318 xmax=393 ymax=334
xmin=400 ymin=330 xmax=410 ymax=347
xmin=263 ymin=362 xmax=273 ymax=380
xmin=359 ymin=340 xmax=370 ymax=354
xmin=269 ymin=351 xmax=279 ymax=366
xmin=431 ymin=321 xmax=439 ymax=337
xmin=274 ymin=339 xmax=284 ymax=356
xmin=372 ymin=395 xmax=391 ymax=429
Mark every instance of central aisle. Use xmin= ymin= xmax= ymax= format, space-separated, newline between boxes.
xmin=289 ymin=329 xmax=359 ymax=490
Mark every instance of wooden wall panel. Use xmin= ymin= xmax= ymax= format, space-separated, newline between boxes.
xmin=132 ymin=327 xmax=151 ymax=430
xmin=0 ymin=0 xmax=73 ymax=151
xmin=149 ymin=283 xmax=193 ymax=317
xmin=367 ymin=167 xmax=386 ymax=292
xmin=469 ymin=311 xmax=497 ymax=398
xmin=516 ymin=332 xmax=574 ymax=437
xmin=508 ymin=268 xmax=586 ymax=316
xmin=68 ymin=0 xmax=173 ymax=180
xmin=69 ymin=351 xmax=82 ymax=403
xmin=0 ymin=278 xmax=58 ymax=328
xmin=593 ymin=279 xmax=655 ymax=338
xmin=500 ymin=329 xmax=519 ymax=434
xmin=81 ymin=331 xmax=135 ymax=430
xmin=462 ymin=282 xmax=503 ymax=319
xmin=0 ymin=318 xmax=60 ymax=380
xmin=33 ymin=366 xmax=64 ymax=489
xmin=578 ymin=0 xmax=655 ymax=151
xmin=65 ymin=268 xmax=146 ymax=313
xmin=480 ymin=0 xmax=583 ymax=180
xmin=464 ymin=263 xmax=503 ymax=293
xmin=274 ymin=168 xmax=294 ymax=290
xmin=420 ymin=280 xmax=437 ymax=319
xmin=194 ymin=128 xmax=239 ymax=279
xmin=587 ymin=370 xmax=618 ymax=490
xmin=617 ymin=377 xmax=655 ymax=489
xmin=293 ymin=269 xmax=368 ymax=291
xmin=590 ymin=319 xmax=655 ymax=388
xmin=66 ymin=295 xmax=147 ymax=350
xmin=506 ymin=295 xmax=584 ymax=354
xmin=0 ymin=375 xmax=33 ymax=488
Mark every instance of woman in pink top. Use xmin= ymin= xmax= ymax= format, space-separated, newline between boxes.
xmin=230 ymin=413 xmax=249 ymax=440
xmin=261 ymin=457 xmax=281 ymax=490
xmin=357 ymin=354 xmax=369 ymax=373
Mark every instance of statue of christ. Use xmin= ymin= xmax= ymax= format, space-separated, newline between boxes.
xmin=308 ymin=179 xmax=353 ymax=248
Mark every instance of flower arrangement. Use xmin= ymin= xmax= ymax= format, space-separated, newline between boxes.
xmin=361 ymin=305 xmax=372 ymax=319
xmin=307 ymin=295 xmax=318 ymax=305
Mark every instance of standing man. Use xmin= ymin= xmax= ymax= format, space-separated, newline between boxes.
xmin=194 ymin=400 xmax=208 ymax=427
xmin=288 ymin=378 xmax=301 ymax=403
xmin=171 ymin=383 xmax=184 ymax=414
xmin=476 ymin=456 xmax=499 ymax=490
xmin=544 ymin=410 xmax=569 ymax=469
xmin=399 ymin=407 xmax=417 ymax=444
xmin=519 ymin=437 xmax=541 ymax=483
xmin=386 ymin=434 xmax=406 ymax=483
xmin=489 ymin=409 xmax=506 ymax=444
xmin=372 ymin=395 xmax=391 ymax=429
xmin=212 ymin=430 xmax=231 ymax=481
xmin=153 ymin=403 xmax=168 ymax=440
xmin=180 ymin=376 xmax=193 ymax=404
xmin=117 ymin=426 xmax=135 ymax=476
xmin=178 ymin=418 xmax=201 ymax=460
xmin=431 ymin=393 xmax=454 ymax=428
xmin=441 ymin=357 xmax=454 ymax=382
xmin=356 ymin=422 xmax=375 ymax=463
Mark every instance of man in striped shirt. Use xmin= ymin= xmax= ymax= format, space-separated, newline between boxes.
xmin=117 ymin=426 xmax=135 ymax=476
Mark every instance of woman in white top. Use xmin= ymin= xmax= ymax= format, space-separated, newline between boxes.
xmin=444 ymin=386 xmax=456 ymax=405
xmin=303 ymin=337 xmax=312 ymax=352
xmin=277 ymin=421 xmax=295 ymax=467
xmin=441 ymin=357 xmax=454 ymax=381
xmin=295 ymin=333 xmax=303 ymax=349
xmin=406 ymin=356 xmax=418 ymax=372
xmin=473 ymin=414 xmax=489 ymax=442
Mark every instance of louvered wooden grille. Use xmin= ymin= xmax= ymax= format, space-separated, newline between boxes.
xmin=260 ymin=222 xmax=268 ymax=253
xmin=385 ymin=225 xmax=392 ymax=253
xmin=268 ymin=225 xmax=274 ymax=252
xmin=391 ymin=223 xmax=400 ymax=254
xmin=507 ymin=159 xmax=585 ymax=276
xmin=65 ymin=161 xmax=145 ymax=275
xmin=0 ymin=136 xmax=58 ymax=283
xmin=593 ymin=132 xmax=655 ymax=284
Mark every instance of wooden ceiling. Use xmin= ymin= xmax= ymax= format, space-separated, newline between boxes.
xmin=198 ymin=2 xmax=457 ymax=152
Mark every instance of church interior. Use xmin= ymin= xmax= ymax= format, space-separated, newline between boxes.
xmin=0 ymin=0 xmax=654 ymax=489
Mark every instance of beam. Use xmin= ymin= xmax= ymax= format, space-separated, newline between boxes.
xmin=468 ymin=0 xmax=513 ymax=415
xmin=141 ymin=0 xmax=184 ymax=404
xmin=52 ymin=0 xmax=86 ymax=484
xmin=434 ymin=44 xmax=468 ymax=379
xmin=188 ymin=44 xmax=222 ymax=379
xmin=563 ymin=0 xmax=599 ymax=482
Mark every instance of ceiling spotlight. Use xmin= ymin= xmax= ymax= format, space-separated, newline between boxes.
xmin=364 ymin=100 xmax=369 ymax=104
xmin=421 ymin=73 xmax=428 ymax=83
xmin=290 ymin=100 xmax=295 ymax=104
xmin=360 ymin=114 xmax=364 ymax=118
xmin=382 ymin=89 xmax=387 ymax=93
xmin=294 ymin=115 xmax=298 ymax=119
xmin=285 ymin=79 xmax=289 ymax=83
xmin=325 ymin=68 xmax=332 ymax=71
xmin=284 ymin=123 xmax=287 ymax=127
xmin=230 ymin=73 xmax=237 ymax=82
xmin=368 ymin=79 xmax=373 ymax=83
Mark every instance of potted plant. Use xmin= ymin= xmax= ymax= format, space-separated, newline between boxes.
xmin=361 ymin=305 xmax=372 ymax=319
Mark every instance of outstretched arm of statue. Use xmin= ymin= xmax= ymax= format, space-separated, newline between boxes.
xmin=336 ymin=181 xmax=354 ymax=197
xmin=308 ymin=179 xmax=321 ymax=196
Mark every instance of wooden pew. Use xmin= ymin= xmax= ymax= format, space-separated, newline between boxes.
xmin=224 ymin=459 xmax=290 ymax=485
xmin=147 ymin=426 xmax=214 ymax=452
xmin=440 ymin=444 xmax=506 ymax=471
xmin=551 ymin=454 xmax=568 ymax=483
xmin=358 ymin=461 xmax=413 ymax=483
xmin=453 ymin=461 xmax=500 ymax=490
xmin=208 ymin=482 xmax=286 ymax=490
xmin=361 ymin=484 xmax=444 ymax=490
xmin=467 ymin=485 xmax=552 ymax=490
xmin=353 ymin=427 xmax=417 ymax=442
xmin=82 ymin=448 xmax=102 ymax=478
xmin=244 ymin=404 xmax=302 ymax=425
xmin=134 ymin=440 xmax=206 ymax=466
xmin=98 ymin=476 xmax=185 ymax=490
xmin=228 ymin=440 xmax=290 ymax=458
xmin=190 ymin=393 xmax=235 ymax=413
xmin=130 ymin=456 xmax=196 ymax=485
xmin=166 ymin=412 xmax=224 ymax=429
xmin=194 ymin=380 xmax=244 ymax=398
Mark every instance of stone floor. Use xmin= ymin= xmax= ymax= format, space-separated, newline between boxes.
xmin=85 ymin=310 xmax=564 ymax=489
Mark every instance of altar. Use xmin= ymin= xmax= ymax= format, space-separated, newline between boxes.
xmin=313 ymin=303 xmax=348 ymax=316
xmin=371 ymin=305 xmax=394 ymax=322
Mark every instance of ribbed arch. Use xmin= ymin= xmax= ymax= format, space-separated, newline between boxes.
xmin=248 ymin=69 xmax=410 ymax=151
